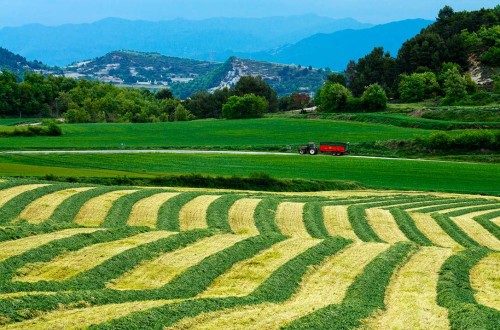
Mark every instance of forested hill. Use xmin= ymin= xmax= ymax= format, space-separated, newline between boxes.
xmin=0 ymin=47 xmax=47 ymax=74
xmin=170 ymin=56 xmax=329 ymax=98
xmin=344 ymin=6 xmax=499 ymax=97
xmin=63 ymin=50 xmax=221 ymax=84
xmin=396 ymin=6 xmax=499 ymax=78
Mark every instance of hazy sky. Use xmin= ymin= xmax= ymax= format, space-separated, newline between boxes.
xmin=0 ymin=0 xmax=497 ymax=28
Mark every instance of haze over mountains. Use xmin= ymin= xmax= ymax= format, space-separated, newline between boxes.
xmin=0 ymin=15 xmax=432 ymax=70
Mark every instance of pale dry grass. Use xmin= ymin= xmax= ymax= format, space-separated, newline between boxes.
xmin=200 ymin=238 xmax=321 ymax=298
xmin=16 ymin=187 xmax=94 ymax=224
xmin=323 ymin=205 xmax=359 ymax=240
xmin=14 ymin=231 xmax=174 ymax=282
xmin=178 ymin=195 xmax=222 ymax=231
xmin=365 ymin=208 xmax=408 ymax=243
xmin=228 ymin=198 xmax=261 ymax=236
xmin=452 ymin=215 xmax=500 ymax=250
xmin=363 ymin=246 xmax=452 ymax=330
xmin=0 ymin=228 xmax=102 ymax=262
xmin=0 ymin=291 xmax=61 ymax=299
xmin=168 ymin=242 xmax=389 ymax=330
xmin=408 ymin=203 xmax=499 ymax=214
xmin=470 ymin=253 xmax=500 ymax=311
xmin=492 ymin=217 xmax=500 ymax=226
xmin=74 ymin=190 xmax=138 ymax=226
xmin=275 ymin=202 xmax=310 ymax=238
xmin=3 ymin=299 xmax=176 ymax=330
xmin=410 ymin=213 xmax=462 ymax=250
xmin=108 ymin=234 xmax=246 ymax=290
xmin=0 ymin=184 xmax=50 ymax=208
xmin=127 ymin=192 xmax=180 ymax=228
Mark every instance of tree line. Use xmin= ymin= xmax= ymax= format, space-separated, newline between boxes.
xmin=0 ymin=69 xmax=300 ymax=122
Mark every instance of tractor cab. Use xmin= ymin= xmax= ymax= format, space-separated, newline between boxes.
xmin=299 ymin=142 xmax=319 ymax=155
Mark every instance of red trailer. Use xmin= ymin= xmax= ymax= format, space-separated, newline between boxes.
xmin=299 ymin=142 xmax=349 ymax=156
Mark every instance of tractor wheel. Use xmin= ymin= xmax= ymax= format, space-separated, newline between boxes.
xmin=299 ymin=149 xmax=305 ymax=155
xmin=309 ymin=148 xmax=317 ymax=155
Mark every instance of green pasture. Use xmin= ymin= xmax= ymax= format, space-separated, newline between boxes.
xmin=0 ymin=119 xmax=436 ymax=150
xmin=0 ymin=118 xmax=40 ymax=126
xmin=1 ymin=153 xmax=498 ymax=194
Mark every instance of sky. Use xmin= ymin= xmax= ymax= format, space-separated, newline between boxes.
xmin=0 ymin=0 xmax=497 ymax=28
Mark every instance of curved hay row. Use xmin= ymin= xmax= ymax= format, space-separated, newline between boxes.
xmin=16 ymin=187 xmax=95 ymax=224
xmin=127 ymin=192 xmax=180 ymax=228
xmin=15 ymin=231 xmax=174 ymax=282
xmin=108 ymin=234 xmax=246 ymax=291
xmin=422 ymin=203 xmax=499 ymax=214
xmin=364 ymin=246 xmax=452 ymax=329
xmin=0 ymin=184 xmax=51 ymax=208
xmin=470 ymin=252 xmax=500 ymax=311
xmin=322 ymin=205 xmax=358 ymax=241
xmin=0 ymin=228 xmax=102 ymax=262
xmin=275 ymin=202 xmax=310 ymax=238
xmin=178 ymin=195 xmax=222 ymax=231
xmin=365 ymin=208 xmax=408 ymax=244
xmin=169 ymin=243 xmax=389 ymax=330
xmin=200 ymin=238 xmax=321 ymax=298
xmin=452 ymin=215 xmax=500 ymax=250
xmin=492 ymin=217 xmax=500 ymax=226
xmin=74 ymin=190 xmax=139 ymax=227
xmin=4 ymin=299 xmax=176 ymax=330
xmin=228 ymin=198 xmax=261 ymax=236
xmin=410 ymin=213 xmax=462 ymax=249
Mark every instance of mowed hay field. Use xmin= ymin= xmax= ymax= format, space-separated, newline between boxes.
xmin=0 ymin=179 xmax=498 ymax=329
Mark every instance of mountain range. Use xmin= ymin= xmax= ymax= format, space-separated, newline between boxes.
xmin=0 ymin=15 xmax=372 ymax=67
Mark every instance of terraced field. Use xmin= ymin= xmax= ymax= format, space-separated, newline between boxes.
xmin=0 ymin=179 xmax=498 ymax=329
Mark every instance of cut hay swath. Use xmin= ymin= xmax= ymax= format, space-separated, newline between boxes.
xmin=0 ymin=228 xmax=102 ymax=262
xmin=364 ymin=246 xmax=452 ymax=329
xmin=108 ymin=234 xmax=246 ymax=290
xmin=74 ymin=190 xmax=139 ymax=226
xmin=227 ymin=198 xmax=261 ymax=236
xmin=414 ymin=203 xmax=500 ymax=214
xmin=275 ymin=202 xmax=310 ymax=238
xmin=451 ymin=215 xmax=500 ymax=250
xmin=169 ymin=242 xmax=389 ymax=330
xmin=3 ymin=299 xmax=176 ymax=330
xmin=0 ymin=184 xmax=50 ymax=208
xmin=410 ymin=213 xmax=462 ymax=249
xmin=322 ymin=205 xmax=359 ymax=241
xmin=178 ymin=195 xmax=222 ymax=231
xmin=16 ymin=187 xmax=94 ymax=224
xmin=470 ymin=252 xmax=500 ymax=311
xmin=365 ymin=208 xmax=408 ymax=244
xmin=14 ymin=231 xmax=174 ymax=282
xmin=127 ymin=192 xmax=180 ymax=228
xmin=492 ymin=217 xmax=500 ymax=226
xmin=200 ymin=238 xmax=321 ymax=298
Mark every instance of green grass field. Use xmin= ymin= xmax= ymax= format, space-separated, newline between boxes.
xmin=1 ymin=153 xmax=498 ymax=194
xmin=0 ymin=119 xmax=436 ymax=150
xmin=0 ymin=118 xmax=40 ymax=126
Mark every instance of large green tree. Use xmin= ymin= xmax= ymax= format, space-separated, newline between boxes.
xmin=222 ymin=94 xmax=268 ymax=119
xmin=234 ymin=76 xmax=278 ymax=112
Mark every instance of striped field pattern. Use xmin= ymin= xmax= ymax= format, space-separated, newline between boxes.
xmin=0 ymin=179 xmax=498 ymax=329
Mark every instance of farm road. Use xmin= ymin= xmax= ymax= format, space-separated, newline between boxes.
xmin=2 ymin=149 xmax=481 ymax=164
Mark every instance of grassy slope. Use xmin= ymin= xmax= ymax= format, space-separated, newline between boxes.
xmin=0 ymin=153 xmax=498 ymax=194
xmin=0 ymin=119 xmax=434 ymax=150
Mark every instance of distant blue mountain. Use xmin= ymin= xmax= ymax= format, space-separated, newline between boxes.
xmin=0 ymin=15 xmax=372 ymax=66
xmin=251 ymin=19 xmax=433 ymax=70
